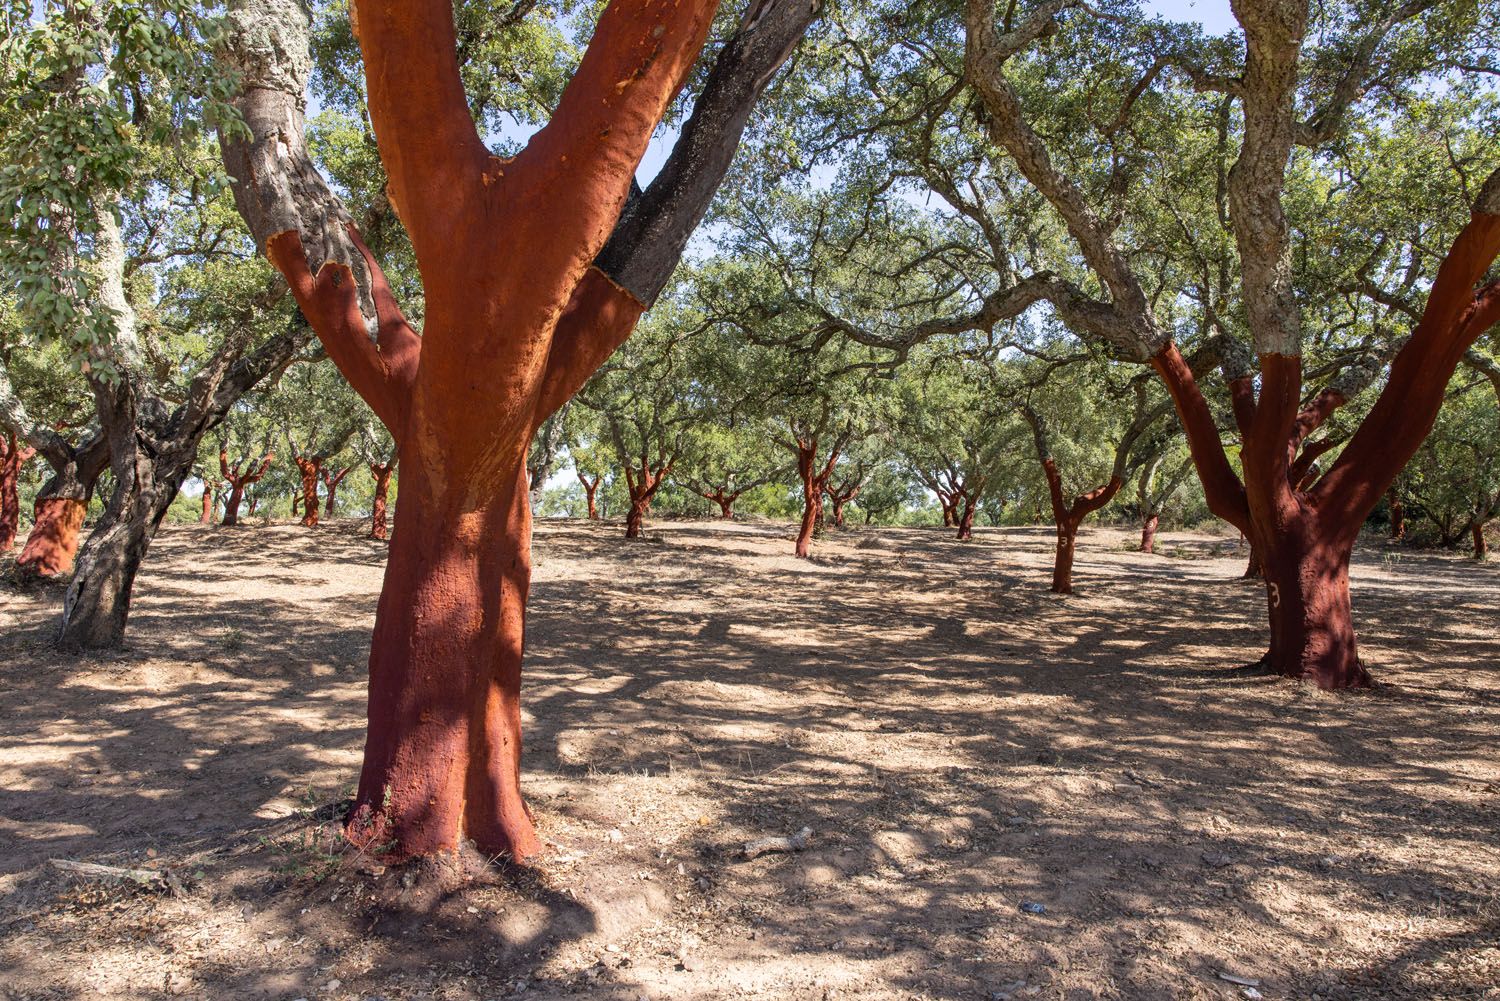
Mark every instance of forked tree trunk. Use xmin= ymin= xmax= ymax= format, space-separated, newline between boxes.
xmin=346 ymin=461 xmax=541 ymax=860
xmin=794 ymin=443 xmax=824 ymax=559
xmin=940 ymin=495 xmax=956 ymax=528
xmin=578 ymin=474 xmax=600 ymax=519
xmin=1035 ymin=457 xmax=1121 ymax=596
xmin=294 ymin=457 xmax=321 ymax=527
xmin=369 ymin=461 xmax=395 ymax=540
xmin=699 ymin=487 xmax=737 ymax=519
xmin=222 ymin=483 xmax=248 ymax=526
xmin=1142 ymin=175 xmax=1500 ymax=690
xmin=1140 ymin=513 xmax=1159 ymax=554
xmin=222 ymin=0 xmax=785 ymax=861
xmin=322 ymin=465 xmax=351 ymax=516
xmin=622 ymin=459 xmax=670 ymax=538
xmin=221 ymin=451 xmax=274 ymax=527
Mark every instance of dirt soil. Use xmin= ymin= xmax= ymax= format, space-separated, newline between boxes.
xmin=1 ymin=518 xmax=1498 ymax=1001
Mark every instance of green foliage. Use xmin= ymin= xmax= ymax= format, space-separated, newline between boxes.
xmin=0 ymin=0 xmax=239 ymax=371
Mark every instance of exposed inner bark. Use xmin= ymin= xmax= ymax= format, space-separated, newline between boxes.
xmin=19 ymin=498 xmax=88 ymax=577
xmin=793 ymin=435 xmax=842 ymax=558
xmin=220 ymin=449 xmax=275 ymax=527
xmin=0 ymin=432 xmax=35 ymax=551
xmin=293 ymin=455 xmax=322 ymax=528
xmin=321 ymin=465 xmax=352 ymax=516
xmin=1039 ymin=457 xmax=1122 ymax=595
xmin=347 ymin=461 xmax=539 ymax=860
xmin=222 ymin=0 xmax=810 ymax=860
xmin=1386 ymin=488 xmax=1404 ymax=540
xmin=1140 ymin=514 xmax=1159 ymax=554
xmin=577 ymin=472 xmax=600 ymax=520
xmin=623 ymin=456 xmax=672 ymax=539
xmin=369 ymin=459 xmax=396 ymax=540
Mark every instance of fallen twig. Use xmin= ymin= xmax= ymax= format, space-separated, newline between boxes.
xmin=742 ymin=826 xmax=812 ymax=860
xmin=49 ymin=859 xmax=187 ymax=897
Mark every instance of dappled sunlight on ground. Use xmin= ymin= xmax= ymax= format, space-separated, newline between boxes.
xmin=1 ymin=517 xmax=1496 ymax=999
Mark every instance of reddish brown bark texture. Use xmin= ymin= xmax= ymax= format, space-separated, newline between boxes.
xmin=18 ymin=498 xmax=87 ymax=576
xmin=1476 ymin=523 xmax=1489 ymax=560
xmin=956 ymin=496 xmax=977 ymax=540
xmin=1387 ymin=489 xmax=1405 ymax=540
xmin=200 ymin=489 xmax=214 ymax=524
xmin=263 ymin=0 xmax=717 ymax=861
xmin=0 ymin=432 xmax=35 ymax=551
xmin=1040 ymin=458 xmax=1122 ymax=595
xmin=578 ymin=473 xmax=601 ymax=519
xmin=292 ymin=456 xmax=322 ymax=528
xmin=1150 ymin=190 xmax=1500 ymax=689
xmin=624 ymin=457 xmax=672 ymax=538
xmin=321 ymin=465 xmax=352 ymax=516
xmin=825 ymin=472 xmax=863 ymax=530
xmin=698 ymin=486 xmax=740 ymax=520
xmin=794 ymin=437 xmax=842 ymax=558
xmin=220 ymin=449 xmax=275 ymax=527
xmin=1139 ymin=514 xmax=1159 ymax=554
xmin=369 ymin=460 xmax=396 ymax=540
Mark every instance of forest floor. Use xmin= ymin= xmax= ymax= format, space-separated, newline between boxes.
xmin=1 ymin=518 xmax=1498 ymax=1001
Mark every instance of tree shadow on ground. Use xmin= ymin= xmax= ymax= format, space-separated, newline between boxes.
xmin=0 ymin=518 xmax=1496 ymax=999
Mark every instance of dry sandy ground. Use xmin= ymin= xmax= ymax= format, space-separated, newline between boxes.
xmin=1 ymin=518 xmax=1497 ymax=1001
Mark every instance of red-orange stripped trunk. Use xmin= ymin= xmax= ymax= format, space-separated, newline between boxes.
xmin=248 ymin=0 xmax=719 ymax=861
xmin=369 ymin=460 xmax=396 ymax=540
xmin=624 ymin=458 xmax=671 ymax=538
xmin=956 ymin=495 xmax=976 ymax=540
xmin=293 ymin=456 xmax=321 ymax=528
xmin=19 ymin=499 xmax=86 ymax=576
xmin=221 ymin=449 xmax=275 ymax=527
xmin=699 ymin=487 xmax=738 ymax=520
xmin=1387 ymin=489 xmax=1405 ymax=540
xmin=200 ymin=489 xmax=214 ymax=524
xmin=1148 ymin=178 xmax=1500 ymax=688
xmin=793 ymin=437 xmax=840 ymax=558
xmin=322 ymin=465 xmax=352 ymax=516
xmin=0 ymin=432 xmax=35 ymax=551
xmin=17 ymin=446 xmax=103 ymax=578
xmin=578 ymin=473 xmax=600 ymax=519
xmin=1039 ymin=458 xmax=1121 ymax=595
xmin=1139 ymin=514 xmax=1159 ymax=554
